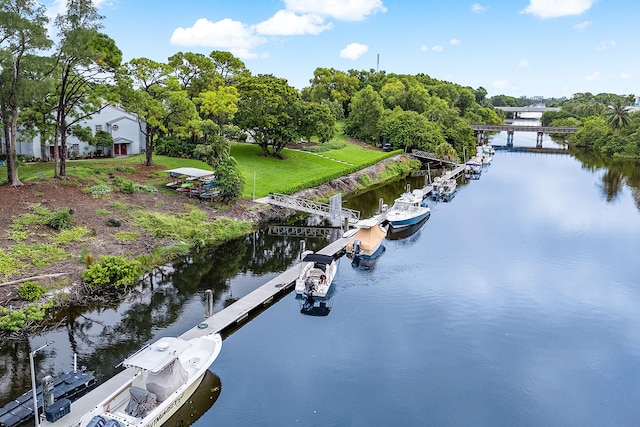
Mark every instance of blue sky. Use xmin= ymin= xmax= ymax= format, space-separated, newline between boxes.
xmin=45 ymin=0 xmax=639 ymax=99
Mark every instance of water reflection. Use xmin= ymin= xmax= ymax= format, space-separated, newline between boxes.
xmin=570 ymin=149 xmax=640 ymax=205
xmin=298 ymin=294 xmax=333 ymax=317
xmin=0 ymin=229 xmax=330 ymax=408
xmin=163 ymin=370 xmax=221 ymax=427
xmin=386 ymin=216 xmax=430 ymax=241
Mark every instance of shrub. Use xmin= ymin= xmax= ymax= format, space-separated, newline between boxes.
xmin=106 ymin=218 xmax=122 ymax=227
xmin=54 ymin=226 xmax=89 ymax=245
xmin=90 ymin=184 xmax=113 ymax=196
xmin=120 ymin=179 xmax=136 ymax=194
xmin=46 ymin=208 xmax=73 ymax=230
xmin=81 ymin=255 xmax=142 ymax=289
xmin=115 ymin=231 xmax=140 ymax=242
xmin=0 ymin=309 xmax=27 ymax=332
xmin=18 ymin=281 xmax=45 ymax=301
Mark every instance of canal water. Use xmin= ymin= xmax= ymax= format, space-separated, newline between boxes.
xmin=2 ymin=130 xmax=640 ymax=426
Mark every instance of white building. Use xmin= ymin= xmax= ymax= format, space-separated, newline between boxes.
xmin=9 ymin=105 xmax=145 ymax=160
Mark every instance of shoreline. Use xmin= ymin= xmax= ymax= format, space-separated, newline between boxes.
xmin=0 ymin=154 xmax=420 ymax=338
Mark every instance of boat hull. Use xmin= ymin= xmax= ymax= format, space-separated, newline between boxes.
xmin=388 ymin=210 xmax=430 ymax=228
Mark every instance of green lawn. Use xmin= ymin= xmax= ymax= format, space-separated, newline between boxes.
xmin=1 ymin=140 xmax=394 ymax=199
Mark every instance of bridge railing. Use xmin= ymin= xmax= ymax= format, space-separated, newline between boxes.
xmin=268 ymin=193 xmax=360 ymax=223
xmin=411 ymin=150 xmax=460 ymax=166
xmin=471 ymin=124 xmax=578 ymax=133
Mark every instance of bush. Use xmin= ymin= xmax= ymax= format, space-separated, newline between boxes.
xmin=81 ymin=255 xmax=142 ymax=289
xmin=18 ymin=281 xmax=45 ymax=301
xmin=120 ymin=179 xmax=136 ymax=194
xmin=46 ymin=208 xmax=73 ymax=230
xmin=106 ymin=218 xmax=122 ymax=227
xmin=90 ymin=184 xmax=113 ymax=195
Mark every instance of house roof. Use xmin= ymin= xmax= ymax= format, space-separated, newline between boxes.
xmin=106 ymin=115 xmax=138 ymax=125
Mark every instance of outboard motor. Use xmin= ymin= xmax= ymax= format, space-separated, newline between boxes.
xmin=42 ymin=375 xmax=55 ymax=413
xmin=352 ymin=240 xmax=361 ymax=256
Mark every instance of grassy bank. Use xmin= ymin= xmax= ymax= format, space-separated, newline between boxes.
xmin=0 ymin=140 xmax=409 ymax=334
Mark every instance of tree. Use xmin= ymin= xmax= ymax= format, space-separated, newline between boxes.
xmin=193 ymin=141 xmax=243 ymax=203
xmin=168 ymin=51 xmax=219 ymax=100
xmin=570 ymin=116 xmax=610 ymax=149
xmin=377 ymin=107 xmax=445 ymax=152
xmin=0 ymin=0 xmax=51 ymax=185
xmin=606 ymin=98 xmax=631 ymax=130
xmin=120 ymin=58 xmax=199 ymax=166
xmin=235 ymin=74 xmax=301 ymax=157
xmin=208 ymin=50 xmax=249 ymax=86
xmin=474 ymin=86 xmax=488 ymax=105
xmin=297 ymin=101 xmax=335 ymax=143
xmin=197 ymin=85 xmax=239 ymax=135
xmin=309 ymin=67 xmax=359 ymax=113
xmin=344 ymin=85 xmax=384 ymax=145
xmin=52 ymin=0 xmax=121 ymax=177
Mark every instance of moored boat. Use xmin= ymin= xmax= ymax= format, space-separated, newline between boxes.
xmin=385 ymin=192 xmax=431 ymax=229
xmin=79 ymin=334 xmax=222 ymax=427
xmin=344 ymin=216 xmax=388 ymax=261
xmin=294 ymin=252 xmax=337 ymax=298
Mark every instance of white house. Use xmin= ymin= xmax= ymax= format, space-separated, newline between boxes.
xmin=10 ymin=105 xmax=145 ymax=160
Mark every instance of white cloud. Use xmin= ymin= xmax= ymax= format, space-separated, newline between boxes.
xmin=285 ymin=0 xmax=387 ymax=21
xmin=585 ymin=70 xmax=600 ymax=81
xmin=420 ymin=45 xmax=428 ymax=52
xmin=620 ymin=72 xmax=631 ymax=79
xmin=471 ymin=3 xmax=488 ymax=13
xmin=573 ymin=21 xmax=592 ymax=32
xmin=521 ymin=0 xmax=595 ymax=19
xmin=170 ymin=18 xmax=267 ymax=59
xmin=340 ymin=42 xmax=368 ymax=60
xmin=432 ymin=45 xmax=444 ymax=52
xmin=255 ymin=10 xmax=332 ymax=35
xmin=518 ymin=59 xmax=529 ymax=67
xmin=595 ymin=40 xmax=616 ymax=51
xmin=493 ymin=79 xmax=508 ymax=89
xmin=450 ymin=39 xmax=460 ymax=46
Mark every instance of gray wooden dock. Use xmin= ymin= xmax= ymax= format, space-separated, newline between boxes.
xmin=41 ymin=236 xmax=351 ymax=427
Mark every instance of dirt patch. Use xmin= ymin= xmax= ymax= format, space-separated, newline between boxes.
xmin=0 ymin=164 xmax=276 ymax=308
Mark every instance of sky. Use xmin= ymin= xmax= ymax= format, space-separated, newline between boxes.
xmin=43 ymin=0 xmax=640 ymax=99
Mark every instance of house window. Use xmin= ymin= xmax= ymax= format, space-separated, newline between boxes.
xmin=112 ymin=124 xmax=119 ymax=131
xmin=95 ymin=125 xmax=102 ymax=132
xmin=70 ymin=144 xmax=80 ymax=157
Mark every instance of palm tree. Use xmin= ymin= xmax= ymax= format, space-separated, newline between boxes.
xmin=606 ymin=98 xmax=630 ymax=130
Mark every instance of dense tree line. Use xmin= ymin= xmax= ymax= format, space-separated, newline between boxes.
xmin=3 ymin=0 xmax=637 ymax=198
xmin=542 ymin=93 xmax=639 ymax=157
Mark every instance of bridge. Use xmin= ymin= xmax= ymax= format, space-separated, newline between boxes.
xmin=494 ymin=106 xmax=560 ymax=120
xmin=471 ymin=124 xmax=578 ymax=147
xmin=256 ymin=193 xmax=361 ymax=225
xmin=494 ymin=106 xmax=560 ymax=113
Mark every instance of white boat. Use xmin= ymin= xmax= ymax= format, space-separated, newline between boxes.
xmin=465 ymin=157 xmax=483 ymax=175
xmin=295 ymin=252 xmax=337 ymax=298
xmin=431 ymin=176 xmax=457 ymax=200
xmin=384 ymin=192 xmax=431 ymax=228
xmin=80 ymin=334 xmax=222 ymax=427
xmin=476 ymin=145 xmax=493 ymax=164
xmin=344 ymin=216 xmax=388 ymax=260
